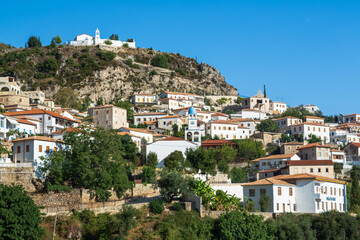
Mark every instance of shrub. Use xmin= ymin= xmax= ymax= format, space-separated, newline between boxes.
xmin=123 ymin=43 xmax=129 ymax=48
xmin=142 ymin=166 xmax=156 ymax=184
xmin=149 ymin=199 xmax=164 ymax=214
xmin=259 ymin=194 xmax=271 ymax=212
xmin=104 ymin=39 xmax=112 ymax=45
xmin=173 ymin=202 xmax=184 ymax=211
xmin=96 ymin=51 xmax=116 ymax=61
xmin=149 ymin=69 xmax=157 ymax=76
xmin=151 ymin=54 xmax=169 ymax=68
xmin=175 ymin=68 xmax=186 ymax=76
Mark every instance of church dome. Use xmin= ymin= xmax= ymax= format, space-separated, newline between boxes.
xmin=188 ymin=106 xmax=197 ymax=115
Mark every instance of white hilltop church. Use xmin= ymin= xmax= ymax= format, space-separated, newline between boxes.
xmin=70 ymin=28 xmax=136 ymax=48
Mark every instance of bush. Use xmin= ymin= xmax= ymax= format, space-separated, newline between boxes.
xmin=259 ymin=194 xmax=271 ymax=212
xmin=149 ymin=199 xmax=164 ymax=214
xmin=157 ymin=171 xmax=190 ymax=202
xmin=230 ymin=167 xmax=247 ymax=183
xmin=96 ymin=51 xmax=116 ymax=61
xmin=104 ymin=39 xmax=112 ymax=45
xmin=123 ymin=43 xmax=129 ymax=48
xmin=149 ymin=69 xmax=157 ymax=76
xmin=175 ymin=68 xmax=186 ymax=76
xmin=151 ymin=54 xmax=169 ymax=68
xmin=141 ymin=166 xmax=156 ymax=184
xmin=146 ymin=152 xmax=158 ymax=168
xmin=173 ymin=202 xmax=184 ymax=211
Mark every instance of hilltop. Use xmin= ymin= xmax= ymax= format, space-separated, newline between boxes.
xmin=0 ymin=44 xmax=238 ymax=103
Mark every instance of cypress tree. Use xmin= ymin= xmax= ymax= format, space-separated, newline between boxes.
xmin=350 ymin=169 xmax=360 ymax=210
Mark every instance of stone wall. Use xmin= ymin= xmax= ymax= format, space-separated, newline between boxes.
xmin=0 ymin=167 xmax=35 ymax=192
xmin=30 ymin=184 xmax=159 ymax=216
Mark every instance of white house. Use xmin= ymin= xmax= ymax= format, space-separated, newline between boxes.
xmin=70 ymin=28 xmax=136 ymax=48
xmin=0 ymin=114 xmax=40 ymax=140
xmin=206 ymin=120 xmax=250 ymax=140
xmin=131 ymin=93 xmax=157 ymax=106
xmin=134 ymin=112 xmax=167 ymax=125
xmin=297 ymin=142 xmax=331 ymax=160
xmin=12 ymin=136 xmax=63 ymax=178
xmin=211 ymin=113 xmax=229 ymax=121
xmin=330 ymin=149 xmax=346 ymax=164
xmin=146 ymin=136 xmax=198 ymax=167
xmin=231 ymin=109 xmax=268 ymax=120
xmin=274 ymin=116 xmax=302 ymax=129
xmin=241 ymin=90 xmax=271 ymax=113
xmin=4 ymin=109 xmax=80 ymax=135
xmin=305 ymin=116 xmax=325 ymax=125
xmin=342 ymin=114 xmax=360 ymax=123
xmin=290 ymin=122 xmax=330 ymax=143
xmin=159 ymin=98 xmax=180 ymax=110
xmin=252 ymin=154 xmax=301 ymax=172
xmin=159 ymin=91 xmax=205 ymax=106
xmin=119 ymin=127 xmax=154 ymax=143
xmin=304 ymin=104 xmax=320 ymax=114
xmin=196 ymin=111 xmax=213 ymax=123
xmin=157 ymin=115 xmax=186 ymax=131
xmin=230 ymin=119 xmax=258 ymax=136
xmin=243 ymin=174 xmax=346 ymax=213
xmin=185 ymin=107 xmax=206 ymax=142
xmin=270 ymin=101 xmax=287 ymax=114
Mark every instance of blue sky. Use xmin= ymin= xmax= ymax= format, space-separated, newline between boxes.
xmin=0 ymin=0 xmax=359 ymax=115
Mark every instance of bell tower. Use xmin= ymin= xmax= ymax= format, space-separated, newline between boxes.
xmin=95 ymin=28 xmax=100 ymax=45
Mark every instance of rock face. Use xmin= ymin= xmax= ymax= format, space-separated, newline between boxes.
xmin=0 ymin=44 xmax=238 ymax=103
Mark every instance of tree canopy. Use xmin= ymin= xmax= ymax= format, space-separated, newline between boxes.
xmin=0 ymin=184 xmax=43 ymax=239
xmin=157 ymin=170 xmax=190 ymax=202
xmin=54 ymin=87 xmax=82 ymax=109
xmin=41 ymin=128 xmax=137 ymax=201
xmin=27 ymin=35 xmax=42 ymax=48
xmin=164 ymin=150 xmax=185 ymax=171
xmin=257 ymin=119 xmax=279 ymax=133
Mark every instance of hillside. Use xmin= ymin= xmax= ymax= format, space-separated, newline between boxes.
xmin=0 ymin=44 xmax=238 ymax=103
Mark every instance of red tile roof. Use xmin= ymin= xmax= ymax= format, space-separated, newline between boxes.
xmin=134 ymin=112 xmax=167 ymax=116
xmin=52 ymin=127 xmax=81 ymax=135
xmin=287 ymin=160 xmax=334 ymax=166
xmin=252 ymin=154 xmax=297 ymax=162
xmin=17 ymin=119 xmax=37 ymax=126
xmin=4 ymin=109 xmax=80 ymax=123
xmin=291 ymin=122 xmax=329 ymax=127
xmin=12 ymin=136 xmax=60 ymax=143
xmin=297 ymin=142 xmax=331 ymax=150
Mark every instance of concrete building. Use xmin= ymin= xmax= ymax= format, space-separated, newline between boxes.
xmin=119 ymin=127 xmax=154 ymax=144
xmin=0 ymin=94 xmax=30 ymax=108
xmin=282 ymin=160 xmax=335 ymax=178
xmin=146 ymin=136 xmax=198 ymax=167
xmin=290 ymin=122 xmax=330 ymax=143
xmin=3 ymin=109 xmax=80 ymax=135
xmin=134 ymin=112 xmax=167 ymax=125
xmin=157 ymin=115 xmax=185 ymax=131
xmin=206 ymin=120 xmax=250 ymax=140
xmin=342 ymin=114 xmax=360 ymax=124
xmin=274 ymin=116 xmax=302 ymax=129
xmin=231 ymin=109 xmax=268 ymax=120
xmin=270 ymin=101 xmax=287 ymax=114
xmin=211 ymin=113 xmax=229 ymax=121
xmin=330 ymin=149 xmax=345 ymax=164
xmin=344 ymin=142 xmax=360 ymax=164
xmin=0 ymin=77 xmax=20 ymax=94
xmin=243 ymin=174 xmax=346 ymax=213
xmin=12 ymin=136 xmax=63 ymax=178
xmin=252 ymin=154 xmax=301 ymax=172
xmin=280 ymin=142 xmax=303 ymax=155
xmin=305 ymin=116 xmax=325 ymax=125
xmin=241 ymin=90 xmax=270 ymax=112
xmin=131 ymin=93 xmax=157 ymax=106
xmin=229 ymin=119 xmax=258 ymax=136
xmin=91 ymin=105 xmax=128 ymax=129
xmin=159 ymin=91 xmax=205 ymax=107
xmin=297 ymin=142 xmax=331 ymax=160
xmin=22 ymin=91 xmax=46 ymax=104
xmin=304 ymin=104 xmax=320 ymax=114
xmin=70 ymin=28 xmax=136 ymax=48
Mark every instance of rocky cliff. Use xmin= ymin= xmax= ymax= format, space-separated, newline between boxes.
xmin=0 ymin=44 xmax=238 ymax=103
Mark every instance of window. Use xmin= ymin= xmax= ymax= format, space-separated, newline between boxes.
xmin=39 ymin=145 xmax=43 ymax=152
xmin=339 ymin=188 xmax=341 ymax=196
xmin=260 ymin=189 xmax=266 ymax=195
xmin=249 ymin=189 xmax=255 ymax=197
xmin=54 ymin=147 xmax=57 ymax=152
xmin=26 ymin=145 xmax=30 ymax=152
xmin=289 ymin=188 xmax=293 ymax=196
xmin=326 ymin=168 xmax=329 ymax=173
xmin=316 ymin=186 xmax=319 ymax=193
xmin=277 ymin=203 xmax=279 ymax=211
xmin=46 ymin=146 xmax=50 ymax=153
xmin=17 ymin=146 xmax=21 ymax=153
xmin=278 ymin=187 xmax=282 ymax=196
xmin=322 ymin=201 xmax=324 ymax=210
xmin=325 ymin=187 xmax=327 ymax=194
xmin=310 ymin=168 xmax=314 ymax=173
xmin=331 ymin=202 xmax=333 ymax=210
xmin=96 ymin=111 xmax=99 ymax=115
xmin=48 ymin=116 xmax=51 ymax=120
xmin=318 ymin=168 xmax=321 ymax=173
xmin=340 ymin=203 xmax=342 ymax=211
xmin=330 ymin=187 xmax=332 ymax=195
xmin=326 ymin=202 xmax=328 ymax=210
xmin=293 ymin=204 xmax=296 ymax=212
xmin=317 ymin=201 xmax=320 ymax=210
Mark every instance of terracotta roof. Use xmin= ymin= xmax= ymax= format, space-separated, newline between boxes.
xmin=291 ymin=122 xmax=329 ymax=127
xmin=211 ymin=113 xmax=229 ymax=117
xmin=287 ymin=160 xmax=334 ymax=166
xmin=52 ymin=127 xmax=81 ymax=135
xmin=305 ymin=116 xmax=325 ymax=120
xmin=209 ymin=120 xmax=239 ymax=125
xmin=201 ymin=140 xmax=235 ymax=146
xmin=92 ymin=105 xmax=126 ymax=110
xmin=121 ymin=127 xmax=153 ymax=134
xmin=3 ymin=109 xmax=80 ymax=123
xmin=274 ymin=116 xmax=300 ymax=121
xmin=282 ymin=141 xmax=303 ymax=145
xmin=158 ymin=115 xmax=182 ymax=119
xmin=252 ymin=154 xmax=296 ymax=162
xmin=14 ymin=116 xmax=41 ymax=122
xmin=349 ymin=142 xmax=360 ymax=148
xmin=134 ymin=93 xmax=155 ymax=96
xmin=12 ymin=136 xmax=60 ymax=143
xmin=330 ymin=149 xmax=344 ymax=152
xmin=343 ymin=113 xmax=360 ymax=117
xmin=17 ymin=119 xmax=37 ymax=126
xmin=117 ymin=132 xmax=141 ymax=138
xmin=242 ymin=178 xmax=295 ymax=186
xmin=134 ymin=112 xmax=167 ymax=116
xmin=272 ymin=173 xmax=346 ymax=184
xmin=229 ymin=118 xmax=254 ymax=122
xmin=258 ymin=169 xmax=281 ymax=173
xmin=144 ymin=121 xmax=157 ymax=125
xmin=297 ymin=142 xmax=331 ymax=150
xmin=159 ymin=98 xmax=178 ymax=102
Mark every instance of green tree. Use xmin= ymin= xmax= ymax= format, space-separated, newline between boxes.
xmin=235 ymin=139 xmax=266 ymax=161
xmin=307 ymin=134 xmax=322 ymax=143
xmin=157 ymin=171 xmax=190 ymax=202
xmin=104 ymin=39 xmax=112 ymax=45
xmin=150 ymin=54 xmax=169 ymax=68
xmin=41 ymin=128 xmax=135 ymax=201
xmin=146 ymin=152 xmax=158 ymax=168
xmin=281 ymin=106 xmax=312 ymax=121
xmin=164 ymin=150 xmax=185 ymax=171
xmin=259 ymin=194 xmax=271 ymax=212
xmin=215 ymin=210 xmax=275 ymax=240
xmin=109 ymin=34 xmax=119 ymax=40
xmin=172 ymin=124 xmax=179 ymax=136
xmin=257 ymin=119 xmax=279 ymax=133
xmin=141 ymin=166 xmax=156 ymax=184
xmin=350 ymin=168 xmax=360 ymax=210
xmin=27 ymin=35 xmax=42 ymax=48
xmin=217 ymin=145 xmax=237 ymax=163
xmin=0 ymin=184 xmax=43 ymax=239
xmin=107 ymin=205 xmax=140 ymax=238
xmin=54 ymin=87 xmax=82 ymax=109
xmin=185 ymin=147 xmax=217 ymax=175
xmin=53 ymin=35 xmax=62 ymax=44
xmin=312 ymin=211 xmax=360 ymax=240
xmin=271 ymin=213 xmax=316 ymax=240
xmin=230 ymin=167 xmax=247 ymax=183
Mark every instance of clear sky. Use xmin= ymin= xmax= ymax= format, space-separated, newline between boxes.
xmin=0 ymin=0 xmax=359 ymax=115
